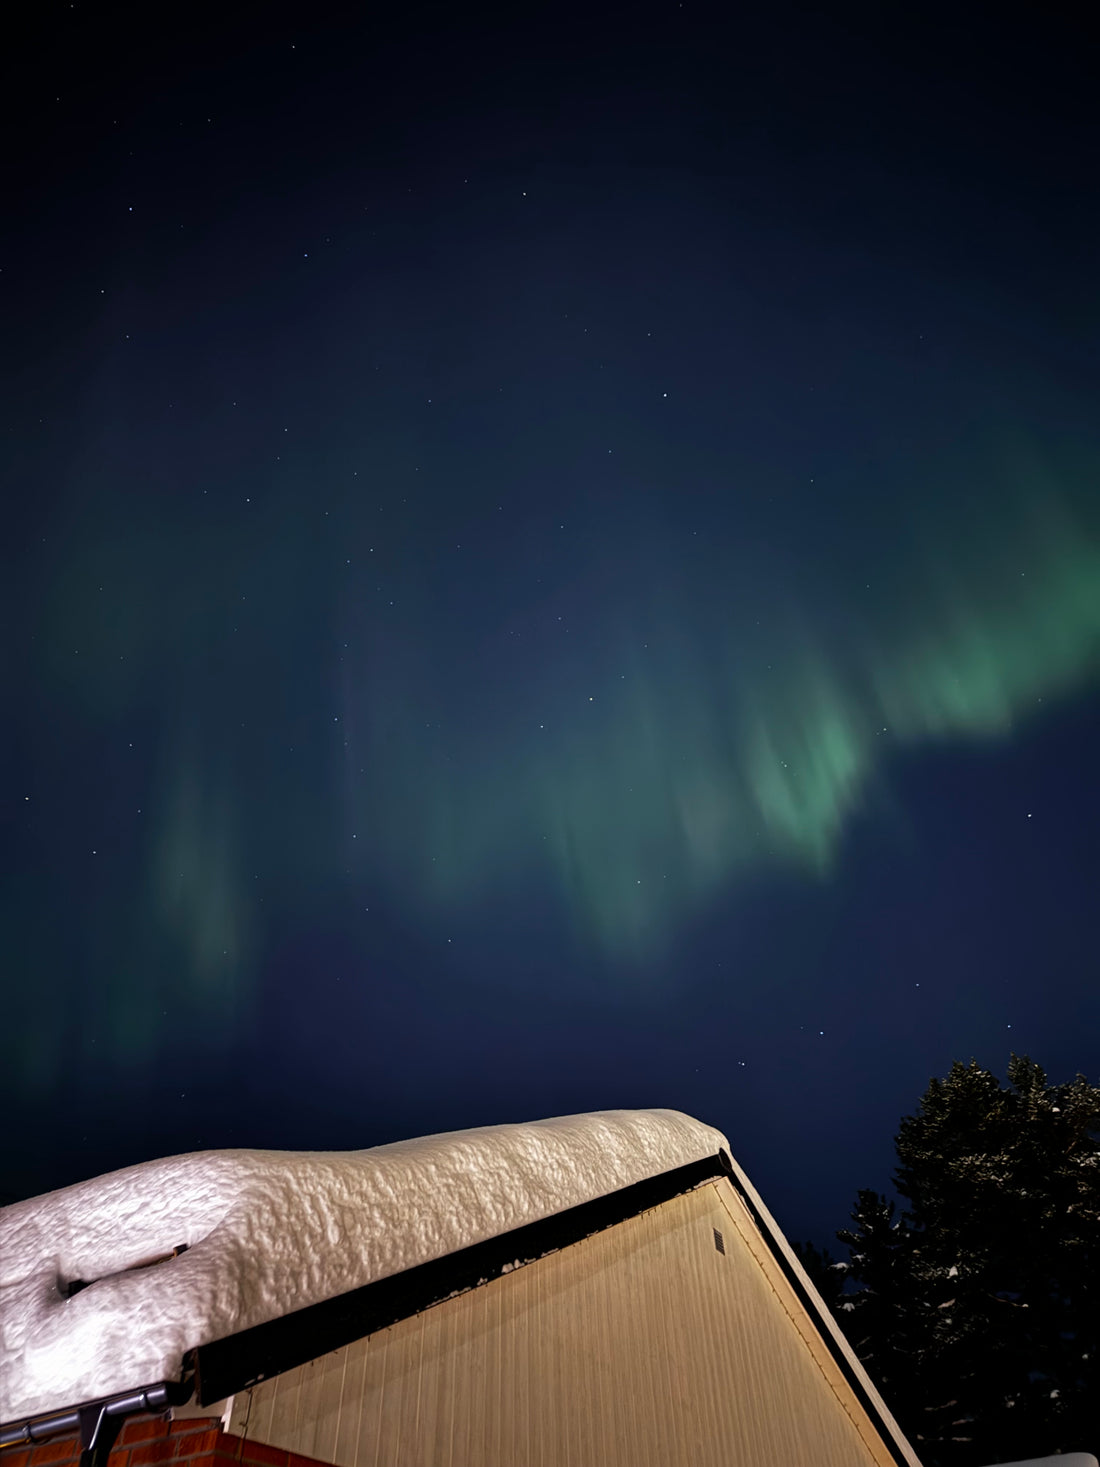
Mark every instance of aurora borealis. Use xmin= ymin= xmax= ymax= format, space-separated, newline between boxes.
xmin=3 ymin=0 xmax=1099 ymax=1241
xmin=345 ymin=446 xmax=1100 ymax=960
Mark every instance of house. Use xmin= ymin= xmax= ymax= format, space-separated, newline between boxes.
xmin=2 ymin=1110 xmax=1090 ymax=1467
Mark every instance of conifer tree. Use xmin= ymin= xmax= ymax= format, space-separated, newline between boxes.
xmin=829 ymin=1056 xmax=1100 ymax=1466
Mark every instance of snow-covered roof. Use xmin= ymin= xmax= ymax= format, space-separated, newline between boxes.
xmin=0 ymin=1109 xmax=727 ymax=1424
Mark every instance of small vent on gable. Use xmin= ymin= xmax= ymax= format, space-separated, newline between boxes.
xmin=713 ymin=1227 xmax=726 ymax=1255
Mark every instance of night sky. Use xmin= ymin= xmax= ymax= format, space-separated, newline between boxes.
xmin=4 ymin=0 xmax=1099 ymax=1249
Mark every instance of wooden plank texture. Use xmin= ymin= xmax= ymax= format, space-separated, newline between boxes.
xmin=227 ymin=1179 xmax=904 ymax=1467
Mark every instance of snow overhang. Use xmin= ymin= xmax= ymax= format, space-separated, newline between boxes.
xmin=0 ymin=1109 xmax=727 ymax=1423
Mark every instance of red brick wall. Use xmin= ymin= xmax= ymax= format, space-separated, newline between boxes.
xmin=3 ymin=1417 xmax=331 ymax=1467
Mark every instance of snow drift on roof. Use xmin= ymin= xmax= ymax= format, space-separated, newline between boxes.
xmin=0 ymin=1109 xmax=728 ymax=1423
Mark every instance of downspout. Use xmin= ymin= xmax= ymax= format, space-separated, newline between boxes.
xmin=0 ymin=1377 xmax=194 ymax=1467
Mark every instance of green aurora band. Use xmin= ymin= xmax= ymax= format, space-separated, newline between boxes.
xmin=350 ymin=449 xmax=1100 ymax=961
xmin=21 ymin=431 xmax=1100 ymax=1080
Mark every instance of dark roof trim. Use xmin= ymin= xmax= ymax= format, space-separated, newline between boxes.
xmin=194 ymin=1151 xmax=727 ymax=1404
xmin=719 ymin=1161 xmax=916 ymax=1467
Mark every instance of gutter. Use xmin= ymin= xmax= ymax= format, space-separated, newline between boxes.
xmin=0 ymin=1377 xmax=194 ymax=1467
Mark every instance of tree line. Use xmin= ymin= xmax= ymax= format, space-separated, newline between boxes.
xmin=794 ymin=1055 xmax=1100 ymax=1466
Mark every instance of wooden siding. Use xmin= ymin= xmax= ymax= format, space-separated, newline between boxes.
xmin=226 ymin=1179 xmax=906 ymax=1467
